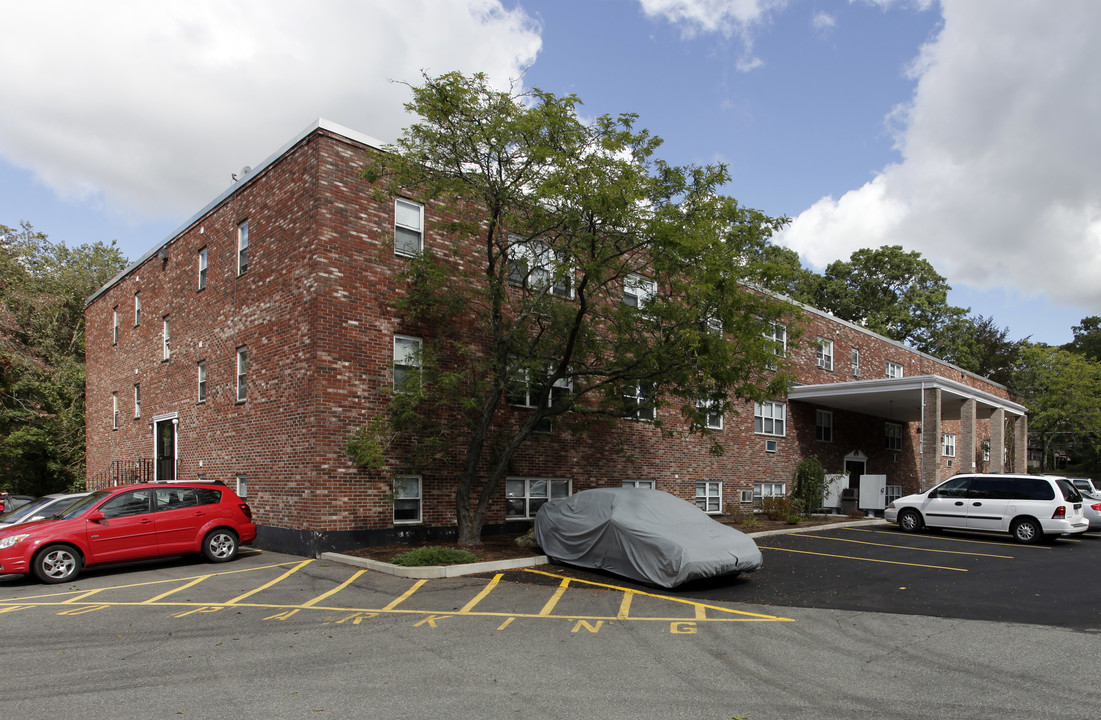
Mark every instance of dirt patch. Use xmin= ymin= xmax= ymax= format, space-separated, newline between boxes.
xmin=338 ymin=514 xmax=867 ymax=565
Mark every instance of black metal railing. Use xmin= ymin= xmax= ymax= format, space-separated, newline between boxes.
xmin=87 ymin=459 xmax=155 ymax=489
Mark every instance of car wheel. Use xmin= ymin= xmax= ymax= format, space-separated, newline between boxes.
xmin=33 ymin=544 xmax=82 ymax=584
xmin=1011 ymin=517 xmax=1042 ymax=545
xmin=202 ymin=529 xmax=239 ymax=562
xmin=898 ymin=509 xmax=924 ymax=533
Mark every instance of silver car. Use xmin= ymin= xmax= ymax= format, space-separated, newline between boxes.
xmin=0 ymin=492 xmax=89 ymax=528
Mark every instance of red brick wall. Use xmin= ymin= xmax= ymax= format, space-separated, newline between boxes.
xmin=86 ymin=125 xmax=1018 ymax=551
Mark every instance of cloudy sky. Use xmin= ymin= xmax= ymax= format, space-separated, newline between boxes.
xmin=2 ymin=0 xmax=1098 ymax=346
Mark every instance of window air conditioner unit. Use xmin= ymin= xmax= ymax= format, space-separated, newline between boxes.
xmin=765 ymin=439 xmax=778 ymax=453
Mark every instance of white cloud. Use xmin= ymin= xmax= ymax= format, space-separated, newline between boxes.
xmin=778 ymin=0 xmax=1101 ymax=311
xmin=811 ymin=11 xmax=837 ymax=33
xmin=637 ymin=0 xmax=787 ymax=70
xmin=0 ymin=0 xmax=541 ymax=219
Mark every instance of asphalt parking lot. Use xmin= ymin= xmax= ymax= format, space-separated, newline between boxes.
xmin=3 ymin=525 xmax=1101 ymax=719
xmin=529 ymin=522 xmax=1101 ymax=631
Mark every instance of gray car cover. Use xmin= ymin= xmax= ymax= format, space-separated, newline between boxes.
xmin=533 ymin=488 xmax=763 ymax=588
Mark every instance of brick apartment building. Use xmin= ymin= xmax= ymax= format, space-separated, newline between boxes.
xmin=84 ymin=120 xmax=1028 ymax=556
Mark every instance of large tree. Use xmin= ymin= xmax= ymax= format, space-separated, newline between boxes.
xmin=813 ymin=245 xmax=968 ymax=352
xmin=350 ymin=72 xmax=794 ymax=544
xmin=1067 ymin=316 xmax=1101 ymax=362
xmin=0 ymin=221 xmax=127 ymax=495
xmin=1010 ymin=343 xmax=1101 ymax=473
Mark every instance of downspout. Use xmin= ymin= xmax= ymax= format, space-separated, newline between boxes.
xmin=919 ymin=379 xmax=926 ymax=493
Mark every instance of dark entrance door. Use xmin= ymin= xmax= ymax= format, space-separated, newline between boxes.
xmin=155 ymin=419 xmax=176 ymax=481
xmin=845 ymin=459 xmax=865 ymax=490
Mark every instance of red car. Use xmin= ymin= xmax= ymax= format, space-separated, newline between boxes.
xmin=0 ymin=482 xmax=257 ymax=583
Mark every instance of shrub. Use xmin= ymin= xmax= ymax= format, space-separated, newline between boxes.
xmin=758 ymin=496 xmax=798 ymax=521
xmin=390 ymin=546 xmax=480 ymax=566
xmin=792 ymin=456 xmax=827 ymax=517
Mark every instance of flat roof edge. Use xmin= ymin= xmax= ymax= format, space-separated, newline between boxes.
xmin=86 ymin=119 xmax=391 ymax=306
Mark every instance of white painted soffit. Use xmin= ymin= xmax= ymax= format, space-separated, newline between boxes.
xmin=787 ymin=374 xmax=1027 ymax=423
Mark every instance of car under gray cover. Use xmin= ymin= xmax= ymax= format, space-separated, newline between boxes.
xmin=534 ymin=488 xmax=762 ymax=588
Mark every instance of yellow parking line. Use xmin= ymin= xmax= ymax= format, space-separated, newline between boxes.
xmin=616 ymin=591 xmax=634 ymax=620
xmin=382 ymin=579 xmax=427 ymax=611
xmin=301 ymin=569 xmax=367 ymax=608
xmin=143 ymin=575 xmax=211 ymax=604
xmin=225 ymin=559 xmax=313 ymax=604
xmin=523 ymin=568 xmax=794 ymax=621
xmin=789 ymin=533 xmax=1014 ymax=558
xmin=459 ymin=573 xmax=503 ymax=613
xmin=843 ymin=528 xmax=1052 ymax=549
xmin=538 ymin=578 xmax=571 ymax=616
xmin=758 ymin=545 xmax=967 ymax=571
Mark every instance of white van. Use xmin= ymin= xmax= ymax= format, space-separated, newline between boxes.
xmin=885 ymin=474 xmax=1088 ymax=544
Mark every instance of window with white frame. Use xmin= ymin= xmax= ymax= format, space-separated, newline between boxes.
xmin=816 ymin=338 xmax=834 ymax=371
xmin=696 ymin=481 xmax=722 ymax=513
xmin=505 ymin=477 xmax=570 ymax=519
xmin=885 ymin=484 xmax=902 ymax=506
xmin=393 ymin=335 xmax=422 ymax=392
xmin=754 ymin=482 xmax=786 ymax=501
xmin=754 ymin=401 xmax=786 ymax=436
xmin=508 ymin=238 xmax=572 ymax=298
xmin=112 ymin=393 xmax=119 ymax=430
xmin=236 ymin=474 xmax=247 ymax=498
xmin=508 ymin=367 xmax=571 ymax=432
xmin=237 ymin=220 xmax=249 ymax=275
xmin=942 ymin=432 xmax=957 ymax=457
xmin=885 ymin=422 xmax=903 ymax=451
xmin=162 ymin=316 xmax=170 ymax=361
xmin=698 ymin=398 xmax=723 ymax=430
xmin=394 ymin=198 xmax=423 ymax=256
xmin=112 ymin=307 xmax=119 ymax=345
xmin=198 ymin=248 xmax=208 ymax=290
xmin=764 ymin=322 xmax=787 ymax=360
xmin=393 ymin=475 xmax=422 ymax=524
xmin=623 ymin=273 xmax=656 ymax=311
xmin=236 ymin=347 xmax=247 ymax=402
xmin=623 ymin=383 xmax=656 ymax=422
xmin=197 ymin=362 xmax=207 ymax=403
xmin=886 ymin=361 xmax=904 ymax=379
xmin=622 ymin=480 xmax=655 ymax=489
xmin=133 ymin=384 xmax=141 ymax=419
xmin=851 ymin=347 xmax=860 ymax=377
xmin=816 ymin=409 xmax=833 ymax=442
xmin=134 ymin=292 xmax=141 ymax=326
xmin=982 ymin=439 xmax=991 ymax=462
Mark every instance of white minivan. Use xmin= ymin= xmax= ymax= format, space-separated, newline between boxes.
xmin=885 ymin=473 xmax=1088 ymax=544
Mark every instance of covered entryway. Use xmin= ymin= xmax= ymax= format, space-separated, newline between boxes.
xmin=788 ymin=374 xmax=1028 ymax=491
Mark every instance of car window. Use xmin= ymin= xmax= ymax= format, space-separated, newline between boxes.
xmin=156 ymin=488 xmax=201 ymax=511
xmin=99 ymin=490 xmax=153 ymax=519
xmin=0 ymin=497 xmax=54 ymax=522
xmin=1018 ymin=479 xmax=1055 ymax=501
xmin=56 ymin=491 xmax=109 ymax=520
xmin=1056 ymin=479 xmax=1083 ymax=502
xmin=930 ymin=477 xmax=970 ymax=499
xmin=195 ymin=488 xmax=222 ymax=506
xmin=968 ymin=478 xmax=1014 ymax=500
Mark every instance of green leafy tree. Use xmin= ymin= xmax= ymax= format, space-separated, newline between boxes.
xmin=813 ymin=245 xmax=968 ymax=352
xmin=926 ymin=314 xmax=1024 ymax=385
xmin=1010 ymin=343 xmax=1101 ymax=473
xmin=1067 ymin=316 xmax=1101 ymax=362
xmin=0 ymin=221 xmax=127 ymax=495
xmin=351 ymin=72 xmax=795 ymax=545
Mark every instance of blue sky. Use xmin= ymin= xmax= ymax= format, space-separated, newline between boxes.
xmin=2 ymin=1 xmax=1098 ymax=346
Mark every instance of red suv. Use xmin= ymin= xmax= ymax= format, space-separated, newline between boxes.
xmin=0 ymin=482 xmax=257 ymax=583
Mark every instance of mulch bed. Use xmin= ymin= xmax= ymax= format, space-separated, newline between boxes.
xmin=338 ymin=514 xmax=866 ymax=565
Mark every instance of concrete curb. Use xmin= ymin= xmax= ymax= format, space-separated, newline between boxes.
xmin=320 ymin=518 xmax=889 ymax=579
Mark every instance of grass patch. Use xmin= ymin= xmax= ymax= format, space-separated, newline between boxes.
xmin=390 ymin=546 xmax=481 ymax=567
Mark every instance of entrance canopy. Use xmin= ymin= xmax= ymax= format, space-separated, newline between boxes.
xmin=787 ymin=374 xmax=1026 ymax=422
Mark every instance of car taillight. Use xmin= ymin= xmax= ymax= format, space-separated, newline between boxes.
xmin=1051 ymin=506 xmax=1067 ymax=519
xmin=238 ymin=503 xmax=253 ymax=520
xmin=1091 ymin=503 xmax=1101 ymax=512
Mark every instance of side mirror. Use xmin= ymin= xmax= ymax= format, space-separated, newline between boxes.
xmin=88 ymin=511 xmax=106 ymax=523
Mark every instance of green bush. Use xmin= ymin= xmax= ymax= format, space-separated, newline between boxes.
xmin=758 ymin=496 xmax=798 ymax=521
xmin=792 ymin=457 xmax=827 ymax=517
xmin=390 ymin=546 xmax=480 ymax=566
